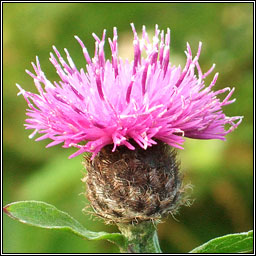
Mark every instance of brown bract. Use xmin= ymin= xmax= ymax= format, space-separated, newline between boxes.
xmin=83 ymin=141 xmax=188 ymax=224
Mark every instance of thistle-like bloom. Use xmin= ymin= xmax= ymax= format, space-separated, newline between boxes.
xmin=17 ymin=24 xmax=243 ymax=159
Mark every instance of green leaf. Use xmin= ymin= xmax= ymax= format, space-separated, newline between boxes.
xmin=4 ymin=201 xmax=126 ymax=248
xmin=189 ymin=230 xmax=253 ymax=253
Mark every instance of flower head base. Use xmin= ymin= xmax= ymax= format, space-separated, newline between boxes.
xmin=17 ymin=24 xmax=243 ymax=158
xmin=83 ymin=141 xmax=187 ymax=223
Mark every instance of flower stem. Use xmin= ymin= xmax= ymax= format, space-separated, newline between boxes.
xmin=117 ymin=221 xmax=162 ymax=253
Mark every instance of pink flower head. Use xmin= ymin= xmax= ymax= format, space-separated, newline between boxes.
xmin=17 ymin=24 xmax=243 ymax=159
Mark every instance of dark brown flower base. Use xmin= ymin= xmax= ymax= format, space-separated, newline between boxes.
xmin=83 ymin=141 xmax=187 ymax=224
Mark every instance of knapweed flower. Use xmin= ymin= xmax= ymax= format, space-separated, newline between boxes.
xmin=17 ymin=24 xmax=242 ymax=159
xmin=17 ymin=24 xmax=243 ymax=224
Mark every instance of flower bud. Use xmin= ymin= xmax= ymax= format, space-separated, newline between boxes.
xmin=83 ymin=141 xmax=187 ymax=224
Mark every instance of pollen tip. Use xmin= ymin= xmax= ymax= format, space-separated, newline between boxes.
xmin=74 ymin=35 xmax=80 ymax=41
xmin=16 ymin=83 xmax=25 ymax=95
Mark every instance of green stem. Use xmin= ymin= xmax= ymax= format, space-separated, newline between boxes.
xmin=117 ymin=221 xmax=162 ymax=253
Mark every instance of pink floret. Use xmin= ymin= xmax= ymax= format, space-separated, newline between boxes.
xmin=17 ymin=24 xmax=243 ymax=158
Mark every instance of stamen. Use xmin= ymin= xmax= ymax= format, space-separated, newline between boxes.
xmin=95 ymin=69 xmax=105 ymax=100
xmin=74 ymin=35 xmax=92 ymax=65
xmin=126 ymin=78 xmax=135 ymax=103
xmin=142 ymin=62 xmax=149 ymax=95
xmin=28 ymin=129 xmax=38 ymax=139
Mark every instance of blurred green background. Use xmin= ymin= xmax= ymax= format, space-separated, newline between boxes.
xmin=3 ymin=2 xmax=253 ymax=253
